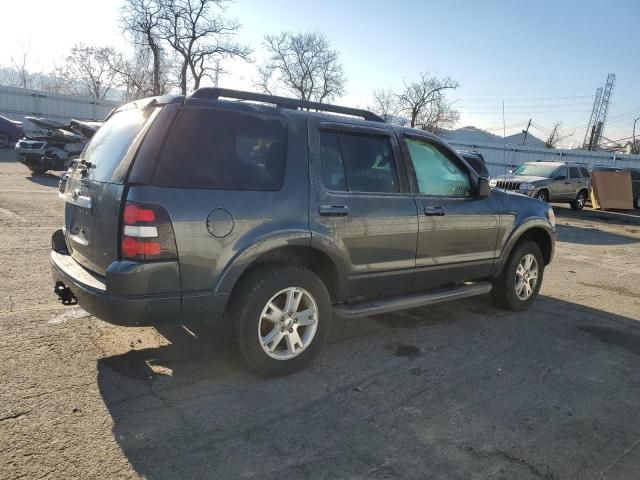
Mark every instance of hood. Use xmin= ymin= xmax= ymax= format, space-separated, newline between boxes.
xmin=495 ymin=174 xmax=549 ymax=183
xmin=25 ymin=116 xmax=67 ymax=130
xmin=69 ymin=120 xmax=102 ymax=139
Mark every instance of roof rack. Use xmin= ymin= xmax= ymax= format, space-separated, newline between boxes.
xmin=191 ymin=88 xmax=384 ymax=123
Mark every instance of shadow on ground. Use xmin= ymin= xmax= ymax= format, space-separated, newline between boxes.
xmin=554 ymin=204 xmax=640 ymax=227
xmin=25 ymin=173 xmax=61 ymax=188
xmin=556 ymin=224 xmax=640 ymax=245
xmin=97 ymin=296 xmax=640 ymax=479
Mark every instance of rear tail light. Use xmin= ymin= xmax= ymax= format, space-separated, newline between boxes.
xmin=120 ymin=202 xmax=178 ymax=261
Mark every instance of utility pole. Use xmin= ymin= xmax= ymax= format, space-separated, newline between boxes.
xmin=522 ymin=118 xmax=532 ymax=145
xmin=633 ymin=116 xmax=640 ymax=154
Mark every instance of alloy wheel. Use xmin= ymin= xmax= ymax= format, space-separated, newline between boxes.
xmin=258 ymin=287 xmax=319 ymax=360
xmin=577 ymin=192 xmax=586 ymax=208
xmin=515 ymin=254 xmax=539 ymax=301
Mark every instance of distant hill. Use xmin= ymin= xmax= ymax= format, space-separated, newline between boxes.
xmin=441 ymin=126 xmax=545 ymax=147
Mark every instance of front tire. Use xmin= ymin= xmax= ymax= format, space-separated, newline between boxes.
xmin=571 ymin=190 xmax=587 ymax=210
xmin=228 ymin=265 xmax=331 ymax=376
xmin=535 ymin=190 xmax=549 ymax=203
xmin=28 ymin=164 xmax=48 ymax=175
xmin=491 ymin=241 xmax=544 ymax=311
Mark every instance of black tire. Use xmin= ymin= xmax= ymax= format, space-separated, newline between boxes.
xmin=570 ymin=190 xmax=588 ymax=210
xmin=0 ymin=132 xmax=9 ymax=148
xmin=535 ymin=189 xmax=549 ymax=203
xmin=28 ymin=164 xmax=48 ymax=175
xmin=491 ymin=241 xmax=544 ymax=311
xmin=227 ymin=265 xmax=331 ymax=376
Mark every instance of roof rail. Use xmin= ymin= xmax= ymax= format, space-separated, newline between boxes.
xmin=190 ymin=88 xmax=384 ymax=123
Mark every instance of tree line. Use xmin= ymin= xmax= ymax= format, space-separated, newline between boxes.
xmin=1 ymin=0 xmax=460 ymax=134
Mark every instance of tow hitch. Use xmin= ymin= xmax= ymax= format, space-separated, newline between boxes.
xmin=54 ymin=281 xmax=77 ymax=305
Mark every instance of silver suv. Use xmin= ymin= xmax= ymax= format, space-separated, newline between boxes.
xmin=491 ymin=161 xmax=591 ymax=210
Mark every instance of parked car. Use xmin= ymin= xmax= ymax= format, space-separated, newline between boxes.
xmin=457 ymin=150 xmax=490 ymax=177
xmin=51 ymin=89 xmax=556 ymax=376
xmin=15 ymin=117 xmax=101 ymax=174
xmin=0 ymin=115 xmax=24 ymax=148
xmin=490 ymin=161 xmax=591 ymax=210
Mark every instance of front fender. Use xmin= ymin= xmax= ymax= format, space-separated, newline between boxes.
xmin=494 ymin=218 xmax=555 ymax=277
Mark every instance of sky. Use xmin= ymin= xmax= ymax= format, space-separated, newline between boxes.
xmin=2 ymin=0 xmax=639 ymax=146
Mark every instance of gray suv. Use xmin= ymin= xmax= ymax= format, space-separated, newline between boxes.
xmin=491 ymin=161 xmax=591 ymax=210
xmin=51 ymin=89 xmax=555 ymax=376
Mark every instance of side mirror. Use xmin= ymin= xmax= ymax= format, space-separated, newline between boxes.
xmin=477 ymin=177 xmax=491 ymax=198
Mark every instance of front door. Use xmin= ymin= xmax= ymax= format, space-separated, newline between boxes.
xmin=308 ymin=120 xmax=419 ymax=299
xmin=401 ymin=135 xmax=501 ymax=289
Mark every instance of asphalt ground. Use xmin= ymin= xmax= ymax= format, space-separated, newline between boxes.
xmin=1 ymin=149 xmax=640 ymax=479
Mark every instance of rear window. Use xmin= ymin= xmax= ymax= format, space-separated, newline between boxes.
xmin=83 ymin=108 xmax=151 ymax=183
xmin=154 ymin=107 xmax=287 ymax=190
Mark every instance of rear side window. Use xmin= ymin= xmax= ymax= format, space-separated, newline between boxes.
xmin=579 ymin=166 xmax=590 ymax=177
xmin=83 ymin=108 xmax=151 ymax=183
xmin=569 ymin=166 xmax=581 ymax=179
xmin=154 ymin=107 xmax=287 ymax=190
xmin=319 ymin=130 xmax=399 ymax=193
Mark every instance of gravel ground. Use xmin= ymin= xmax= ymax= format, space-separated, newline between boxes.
xmin=1 ymin=150 xmax=640 ymax=480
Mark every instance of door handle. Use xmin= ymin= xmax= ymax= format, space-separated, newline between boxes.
xmin=423 ymin=206 xmax=446 ymax=216
xmin=319 ymin=205 xmax=349 ymax=216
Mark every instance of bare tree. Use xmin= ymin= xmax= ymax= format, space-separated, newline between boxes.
xmin=370 ymin=88 xmax=399 ymax=122
xmin=9 ymin=42 xmax=32 ymax=89
xmin=104 ymin=47 xmax=159 ymax=101
xmin=38 ymin=66 xmax=72 ymax=94
xmin=60 ymin=44 xmax=120 ymax=99
xmin=396 ymin=72 xmax=459 ymax=129
xmin=545 ymin=122 xmax=568 ymax=149
xmin=256 ymin=31 xmax=346 ymax=103
xmin=159 ymin=0 xmax=251 ymax=95
xmin=121 ymin=0 xmax=166 ymax=95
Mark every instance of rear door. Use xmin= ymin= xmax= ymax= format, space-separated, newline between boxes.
xmin=308 ymin=120 xmax=418 ymax=298
xmin=568 ymin=166 xmax=585 ymax=198
xmin=63 ymin=107 xmax=158 ymax=275
xmin=549 ymin=166 xmax=571 ymax=201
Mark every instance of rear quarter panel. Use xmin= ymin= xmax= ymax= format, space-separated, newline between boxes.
xmin=125 ymin=111 xmax=310 ymax=296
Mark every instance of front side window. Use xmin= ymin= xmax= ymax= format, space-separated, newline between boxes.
xmin=154 ymin=107 xmax=287 ymax=190
xmin=404 ymin=138 xmax=471 ymax=197
xmin=319 ymin=130 xmax=399 ymax=193
xmin=554 ymin=167 xmax=568 ymax=179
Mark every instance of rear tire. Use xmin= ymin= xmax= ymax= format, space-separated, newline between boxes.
xmin=491 ymin=241 xmax=544 ymax=311
xmin=570 ymin=190 xmax=587 ymax=210
xmin=535 ymin=190 xmax=549 ymax=203
xmin=228 ymin=265 xmax=331 ymax=376
xmin=0 ymin=132 xmax=9 ymax=148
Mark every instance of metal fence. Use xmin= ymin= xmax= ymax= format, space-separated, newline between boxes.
xmin=448 ymin=140 xmax=640 ymax=177
xmin=0 ymin=86 xmax=119 ymax=133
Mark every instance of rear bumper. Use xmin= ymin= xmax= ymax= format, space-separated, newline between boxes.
xmin=51 ymin=250 xmax=183 ymax=326
xmin=50 ymin=225 xmax=231 ymax=329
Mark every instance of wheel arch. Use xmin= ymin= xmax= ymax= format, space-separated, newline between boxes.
xmin=495 ymin=221 xmax=555 ymax=277
xmin=219 ymin=242 xmax=346 ymax=304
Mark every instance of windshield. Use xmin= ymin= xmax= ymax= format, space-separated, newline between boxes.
xmin=513 ymin=163 xmax=558 ymax=177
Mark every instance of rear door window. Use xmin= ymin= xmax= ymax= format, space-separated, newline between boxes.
xmin=319 ymin=130 xmax=399 ymax=193
xmin=154 ymin=106 xmax=287 ymax=190
xmin=82 ymin=108 xmax=152 ymax=183
xmin=569 ymin=166 xmax=581 ymax=179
